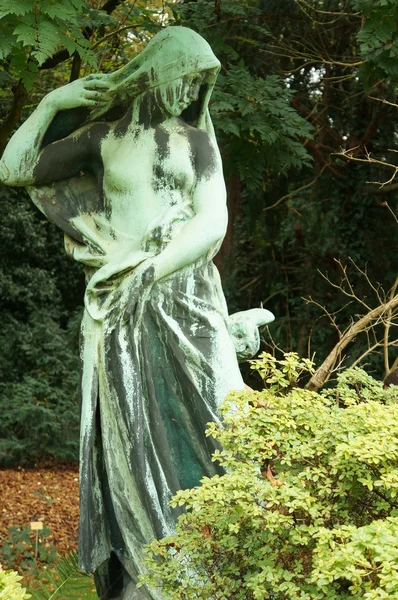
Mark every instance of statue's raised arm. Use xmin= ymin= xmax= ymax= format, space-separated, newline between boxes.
xmin=0 ymin=76 xmax=112 ymax=186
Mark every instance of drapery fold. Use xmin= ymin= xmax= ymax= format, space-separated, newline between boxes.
xmin=78 ymin=260 xmax=244 ymax=593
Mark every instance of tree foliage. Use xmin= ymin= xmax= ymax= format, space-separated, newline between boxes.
xmin=0 ymin=185 xmax=82 ymax=465
xmin=174 ymin=0 xmax=398 ymax=375
xmin=0 ymin=0 xmax=99 ymax=90
xmin=352 ymin=0 xmax=398 ymax=83
xmin=213 ymin=68 xmax=312 ymax=190
xmin=0 ymin=1 xmax=172 ymax=466
xmin=142 ymin=354 xmax=398 ymax=599
xmin=0 ymin=0 xmax=397 ymax=464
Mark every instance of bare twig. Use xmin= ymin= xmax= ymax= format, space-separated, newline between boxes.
xmin=368 ymin=96 xmax=398 ymax=110
xmin=334 ymin=146 xmax=398 ymax=188
xmin=369 ymin=183 xmax=398 ymax=195
xmin=384 ymin=202 xmax=398 ymax=225
xmin=306 ymin=293 xmax=398 ymax=391
xmin=350 ymin=340 xmax=398 ymax=370
xmin=261 ymin=287 xmax=303 ymax=305
xmin=263 ymin=164 xmax=328 ymax=212
xmin=295 ymin=0 xmax=357 ymax=18
xmin=91 ymin=23 xmax=146 ymax=50
xmin=318 ymin=260 xmax=372 ymax=311
xmin=348 ymin=258 xmax=384 ymax=305
xmin=303 ymin=296 xmax=346 ymax=337
xmin=239 ymin=277 xmax=260 ymax=292
xmin=260 ymin=326 xmax=285 ymax=356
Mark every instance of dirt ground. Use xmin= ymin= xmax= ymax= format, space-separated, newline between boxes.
xmin=0 ymin=461 xmax=80 ymax=555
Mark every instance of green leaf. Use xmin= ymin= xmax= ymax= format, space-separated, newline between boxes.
xmin=0 ymin=0 xmax=33 ymax=18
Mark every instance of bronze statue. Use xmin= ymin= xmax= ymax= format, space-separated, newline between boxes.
xmin=0 ymin=27 xmax=273 ymax=599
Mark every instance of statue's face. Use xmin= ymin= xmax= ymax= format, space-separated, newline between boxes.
xmin=228 ymin=321 xmax=261 ymax=362
xmin=178 ymin=73 xmax=204 ymax=111
xmin=155 ymin=72 xmax=206 ymax=118
xmin=227 ymin=309 xmax=274 ymax=362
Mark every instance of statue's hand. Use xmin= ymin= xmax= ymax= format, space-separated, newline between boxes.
xmin=45 ymin=75 xmax=112 ymax=111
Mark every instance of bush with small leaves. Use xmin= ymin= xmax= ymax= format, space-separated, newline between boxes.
xmin=0 ymin=526 xmax=56 ymax=573
xmin=141 ymin=354 xmax=398 ymax=599
xmin=0 ymin=564 xmax=31 ymax=599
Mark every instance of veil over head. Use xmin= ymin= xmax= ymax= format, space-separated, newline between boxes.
xmin=27 ymin=26 xmax=221 ymax=244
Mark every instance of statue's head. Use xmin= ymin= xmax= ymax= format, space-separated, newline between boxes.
xmin=41 ymin=27 xmax=221 ymax=146
xmin=101 ymin=27 xmax=221 ymax=129
xmin=228 ymin=308 xmax=275 ymax=362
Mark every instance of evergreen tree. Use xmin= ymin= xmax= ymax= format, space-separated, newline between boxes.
xmin=0 ymin=0 xmax=396 ymax=463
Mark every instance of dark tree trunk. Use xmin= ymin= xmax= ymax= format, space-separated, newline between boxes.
xmin=214 ymin=174 xmax=242 ymax=279
xmin=0 ymin=81 xmax=28 ymax=157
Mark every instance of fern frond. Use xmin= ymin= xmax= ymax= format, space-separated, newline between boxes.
xmin=30 ymin=552 xmax=96 ymax=600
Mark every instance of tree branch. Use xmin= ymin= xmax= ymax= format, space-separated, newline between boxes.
xmin=384 ymin=278 xmax=398 ymax=375
xmin=263 ymin=164 xmax=328 ymax=212
xmin=91 ymin=22 xmax=144 ymax=51
xmin=334 ymin=147 xmax=398 ymax=188
xmin=100 ymin=0 xmax=123 ymax=12
xmin=306 ymin=293 xmax=398 ymax=391
xmin=367 ymin=183 xmax=398 ymax=195
xmin=40 ymin=0 xmax=125 ymax=70
xmin=360 ymin=111 xmax=385 ymax=148
xmin=69 ymin=52 xmax=82 ymax=82
xmin=0 ymin=81 xmax=28 ymax=157
xmin=305 ymin=139 xmax=342 ymax=178
xmin=350 ymin=340 xmax=398 ymax=370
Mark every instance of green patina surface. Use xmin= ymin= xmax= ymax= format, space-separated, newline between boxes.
xmin=0 ymin=26 xmax=274 ymax=600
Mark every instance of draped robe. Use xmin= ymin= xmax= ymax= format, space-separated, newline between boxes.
xmin=28 ymin=174 xmax=245 ymax=594
xmin=25 ymin=26 xmax=245 ymax=598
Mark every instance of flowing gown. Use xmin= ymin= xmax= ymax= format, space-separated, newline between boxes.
xmin=29 ymin=173 xmax=245 ymax=592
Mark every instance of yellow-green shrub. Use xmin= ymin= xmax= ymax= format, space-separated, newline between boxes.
xmin=0 ymin=564 xmax=31 ymax=599
xmin=142 ymin=354 xmax=398 ymax=599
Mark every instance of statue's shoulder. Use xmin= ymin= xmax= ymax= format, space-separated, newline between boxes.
xmin=172 ymin=119 xmax=214 ymax=155
xmin=164 ymin=118 xmax=210 ymax=140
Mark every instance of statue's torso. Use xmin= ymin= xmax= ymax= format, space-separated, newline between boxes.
xmin=98 ymin=117 xmax=197 ymax=251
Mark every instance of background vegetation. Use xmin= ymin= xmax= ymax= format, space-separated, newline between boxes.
xmin=0 ymin=0 xmax=397 ymax=465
